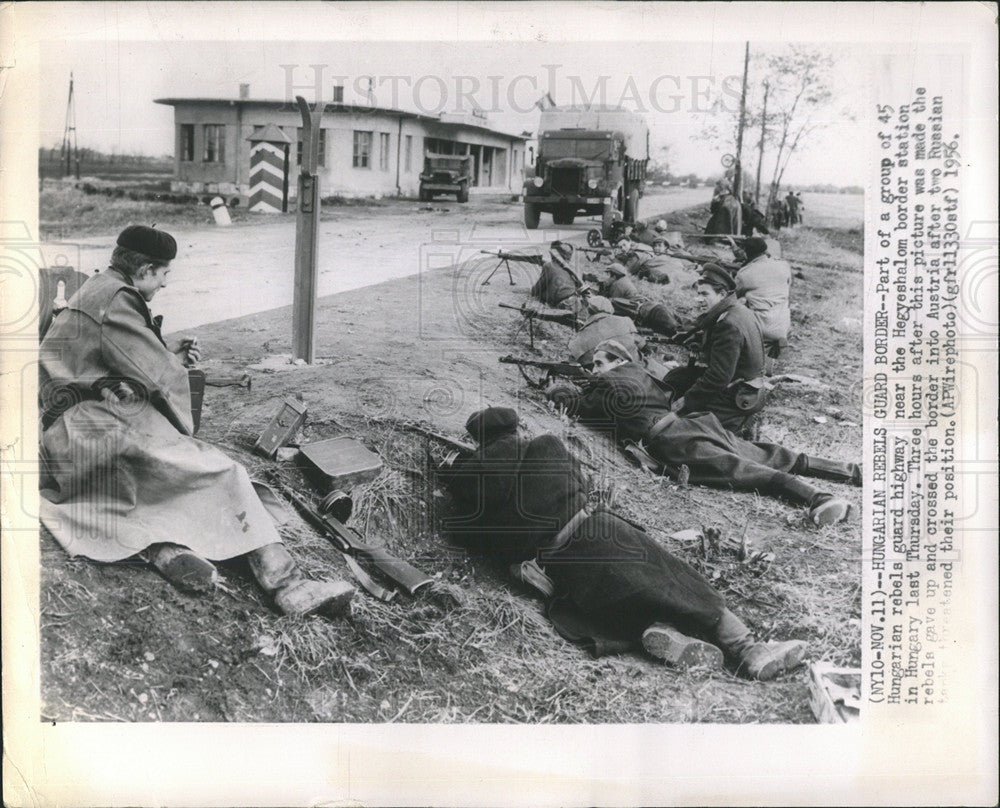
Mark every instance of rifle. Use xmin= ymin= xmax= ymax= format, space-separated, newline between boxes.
xmin=499 ymin=354 xmax=593 ymax=389
xmin=637 ymin=327 xmax=700 ymax=349
xmin=265 ymin=472 xmax=433 ymax=599
xmin=578 ymin=245 xmax=614 ymax=262
xmin=397 ymin=422 xmax=477 ymax=458
xmin=498 ymin=302 xmax=578 ymax=327
xmin=479 ymin=249 xmax=543 ymax=286
xmin=665 ymin=249 xmax=741 ymax=273
xmin=498 ymin=302 xmax=578 ymax=347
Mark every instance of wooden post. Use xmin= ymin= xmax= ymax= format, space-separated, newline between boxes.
xmin=292 ymin=95 xmax=323 ymax=364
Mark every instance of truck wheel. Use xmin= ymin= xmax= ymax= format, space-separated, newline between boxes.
xmin=457 ymin=184 xmax=469 ymax=203
xmin=419 ymin=187 xmax=429 ymax=202
xmin=625 ymin=189 xmax=639 ymax=222
xmin=601 ymin=204 xmax=615 ymax=239
xmin=524 ymin=202 xmax=540 ymax=230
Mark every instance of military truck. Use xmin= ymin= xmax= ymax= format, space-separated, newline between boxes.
xmin=419 ymin=153 xmax=472 ymax=202
xmin=522 ymin=106 xmax=649 ymax=238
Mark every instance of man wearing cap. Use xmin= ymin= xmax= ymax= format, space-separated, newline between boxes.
xmin=38 ymin=225 xmax=354 ymax=617
xmin=735 ymin=236 xmax=793 ymax=359
xmin=546 ymin=341 xmax=859 ymax=528
xmin=437 ymin=406 xmax=809 ymax=679
xmin=530 ymin=240 xmax=583 ymax=308
xmin=664 ymin=264 xmax=767 ymax=433
xmin=594 ymin=262 xmax=640 ymax=301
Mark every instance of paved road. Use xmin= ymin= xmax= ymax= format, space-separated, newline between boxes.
xmin=41 ymin=187 xmax=711 ymax=334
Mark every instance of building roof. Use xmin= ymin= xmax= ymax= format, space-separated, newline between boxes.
xmin=154 ymin=97 xmax=528 ymax=142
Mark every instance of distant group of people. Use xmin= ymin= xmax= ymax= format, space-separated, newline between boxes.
xmin=771 ymin=190 xmax=805 ymax=229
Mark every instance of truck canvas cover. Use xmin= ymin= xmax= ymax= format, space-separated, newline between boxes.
xmin=538 ymin=105 xmax=649 ymax=160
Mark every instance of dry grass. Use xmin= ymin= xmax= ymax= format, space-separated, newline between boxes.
xmin=40 ymin=199 xmax=862 ymax=724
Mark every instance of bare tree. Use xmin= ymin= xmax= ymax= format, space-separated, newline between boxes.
xmin=697 ymin=46 xmax=842 ymax=212
xmin=760 ymin=47 xmax=836 ymax=209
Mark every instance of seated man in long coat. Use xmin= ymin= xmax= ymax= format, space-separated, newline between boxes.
xmin=548 ymin=340 xmax=859 ymax=528
xmin=437 ymin=407 xmax=808 ymax=679
xmin=38 ymin=225 xmax=353 ymax=616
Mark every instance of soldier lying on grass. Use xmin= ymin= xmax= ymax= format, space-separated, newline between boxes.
xmin=546 ymin=339 xmax=859 ymax=527
xmin=38 ymin=225 xmax=353 ymax=617
xmin=436 ymin=407 xmax=808 ymax=680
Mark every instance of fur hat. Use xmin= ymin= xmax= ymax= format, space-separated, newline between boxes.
xmin=116 ymin=225 xmax=177 ymax=262
xmin=465 ymin=407 xmax=519 ymax=444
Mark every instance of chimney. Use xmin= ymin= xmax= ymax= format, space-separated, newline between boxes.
xmin=239 ymin=83 xmax=250 ymax=100
xmin=332 ymin=83 xmax=344 ymax=103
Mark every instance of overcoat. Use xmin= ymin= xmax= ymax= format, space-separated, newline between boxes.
xmin=39 ymin=269 xmax=279 ymax=562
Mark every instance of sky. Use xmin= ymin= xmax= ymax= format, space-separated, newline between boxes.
xmin=37 ymin=36 xmax=869 ymax=186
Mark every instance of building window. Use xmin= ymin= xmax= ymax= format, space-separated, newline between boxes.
xmin=353 ymin=131 xmax=372 ymax=168
xmin=379 ymin=132 xmax=391 ymax=171
xmin=180 ymin=125 xmax=194 ymax=162
xmin=296 ymin=128 xmax=327 ymax=167
xmin=203 ymin=124 xmax=225 ymax=163
xmin=404 ymin=135 xmax=412 ymax=172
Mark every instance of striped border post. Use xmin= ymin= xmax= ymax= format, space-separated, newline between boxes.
xmin=247 ymin=124 xmax=292 ymax=213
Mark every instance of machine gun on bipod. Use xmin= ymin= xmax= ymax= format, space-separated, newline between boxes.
xmin=499 ymin=354 xmax=593 ymax=389
xmin=498 ymin=302 xmax=579 ymax=348
xmin=479 ymin=249 xmax=544 ymax=286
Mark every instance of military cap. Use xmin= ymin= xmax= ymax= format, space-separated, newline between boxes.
xmin=743 ymin=236 xmax=768 ymax=260
xmin=698 ymin=263 xmax=736 ymax=293
xmin=116 ymin=225 xmax=177 ymax=262
xmin=606 ymin=262 xmax=627 ymax=277
xmin=594 ymin=338 xmax=636 ymax=363
xmin=465 ymin=407 xmax=519 ymax=444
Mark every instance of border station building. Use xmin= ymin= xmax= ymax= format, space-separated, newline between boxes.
xmin=155 ymin=88 xmax=529 ymax=204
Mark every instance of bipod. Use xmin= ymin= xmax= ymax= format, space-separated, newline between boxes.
xmin=481 ymin=254 xmax=517 ymax=286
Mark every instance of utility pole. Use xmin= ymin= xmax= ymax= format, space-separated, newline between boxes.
xmin=755 ymin=80 xmax=769 ymax=205
xmin=60 ymin=72 xmax=80 ymax=179
xmin=732 ymin=41 xmax=750 ymax=233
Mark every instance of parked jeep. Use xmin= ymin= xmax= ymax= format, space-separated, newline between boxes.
xmin=419 ymin=154 xmax=472 ymax=202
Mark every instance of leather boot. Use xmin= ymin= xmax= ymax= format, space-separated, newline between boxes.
xmin=641 ymin=623 xmax=724 ymax=670
xmin=713 ymin=609 xmax=808 ymax=681
xmin=146 ymin=543 xmax=218 ymax=594
xmin=799 ymin=455 xmax=862 ymax=487
xmin=248 ymin=542 xmax=354 ymax=617
xmin=775 ymin=474 xmax=852 ymax=526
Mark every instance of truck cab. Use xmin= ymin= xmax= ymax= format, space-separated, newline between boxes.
xmin=523 ymin=107 xmax=649 ymax=237
xmin=419 ymin=153 xmax=472 ymax=202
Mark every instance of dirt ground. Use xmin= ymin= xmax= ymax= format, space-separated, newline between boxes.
xmin=38 ymin=184 xmax=712 ymax=331
xmin=39 ymin=196 xmax=864 ymax=724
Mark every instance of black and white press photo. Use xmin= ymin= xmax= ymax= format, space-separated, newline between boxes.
xmin=1 ymin=3 xmax=996 ymax=806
